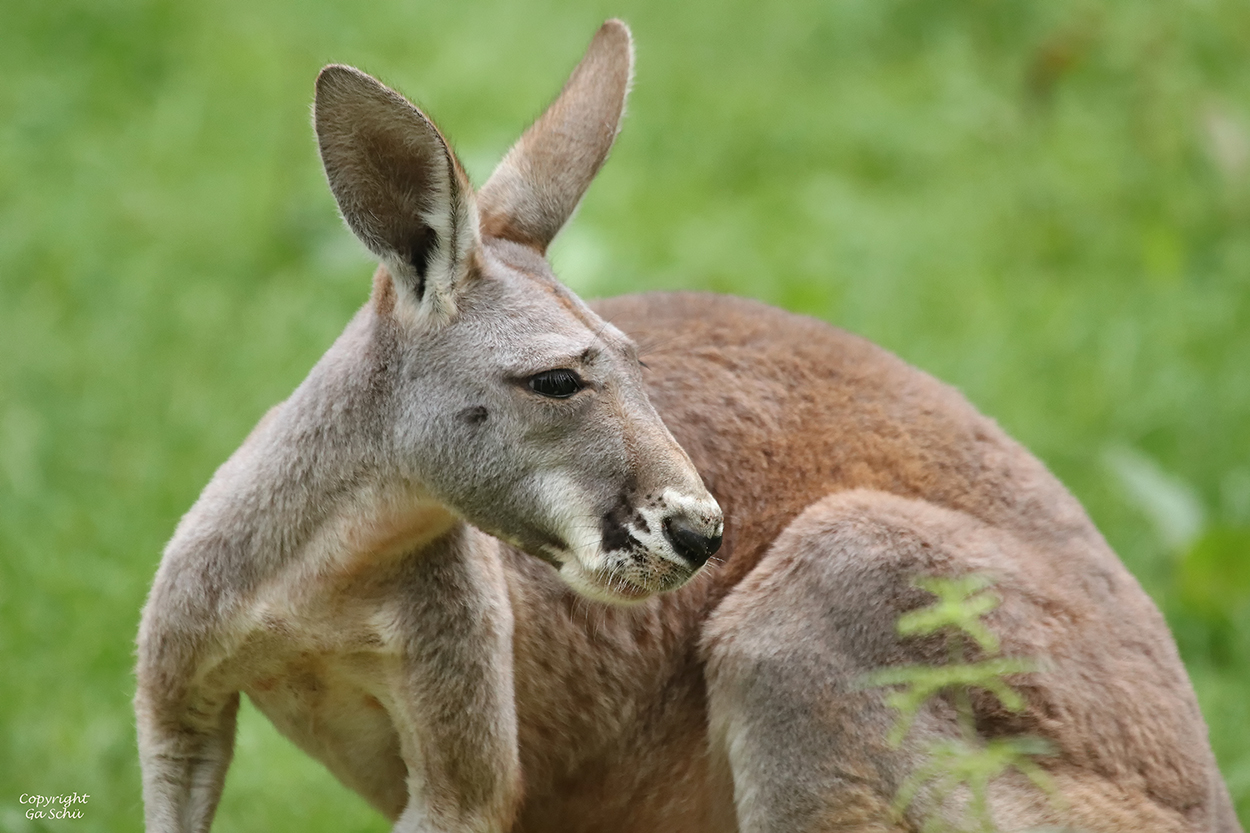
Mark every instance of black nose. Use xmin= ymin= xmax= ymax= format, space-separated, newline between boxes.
xmin=663 ymin=515 xmax=722 ymax=568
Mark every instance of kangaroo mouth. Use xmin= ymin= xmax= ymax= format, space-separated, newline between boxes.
xmin=549 ymin=538 xmax=703 ymax=605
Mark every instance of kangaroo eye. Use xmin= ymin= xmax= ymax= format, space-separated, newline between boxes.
xmin=528 ymin=369 xmax=583 ymax=399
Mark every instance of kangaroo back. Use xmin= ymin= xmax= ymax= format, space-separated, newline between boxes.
xmin=590 ymin=292 xmax=1237 ymax=833
xmin=594 ymin=292 xmax=1092 ymax=585
xmin=134 ymin=18 xmax=1241 ymax=833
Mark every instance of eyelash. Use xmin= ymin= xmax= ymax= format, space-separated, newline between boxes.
xmin=527 ymin=369 xmax=584 ymax=399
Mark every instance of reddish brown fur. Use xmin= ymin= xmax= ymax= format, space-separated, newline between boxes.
xmin=598 ymin=292 xmax=1076 ymax=591
xmin=136 ymin=19 xmax=1240 ymax=833
xmin=480 ymin=292 xmax=1238 ymax=832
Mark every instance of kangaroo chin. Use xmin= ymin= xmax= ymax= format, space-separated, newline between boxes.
xmin=135 ymin=18 xmax=1241 ymax=833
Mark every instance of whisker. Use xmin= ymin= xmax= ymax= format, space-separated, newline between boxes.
xmin=633 ymin=331 xmax=688 ymax=361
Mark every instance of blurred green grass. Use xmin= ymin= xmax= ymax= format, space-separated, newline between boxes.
xmin=1 ymin=0 xmax=1247 ymax=829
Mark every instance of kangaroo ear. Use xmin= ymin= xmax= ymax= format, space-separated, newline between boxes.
xmin=315 ymin=65 xmax=478 ymax=318
xmin=478 ymin=19 xmax=633 ymax=254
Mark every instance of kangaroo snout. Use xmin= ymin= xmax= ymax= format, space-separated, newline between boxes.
xmin=655 ymin=487 xmax=723 ymax=568
xmin=663 ymin=512 xmax=723 ymax=568
xmin=574 ymin=483 xmax=722 ymax=603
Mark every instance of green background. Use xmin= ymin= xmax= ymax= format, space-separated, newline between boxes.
xmin=2 ymin=0 xmax=1248 ymax=829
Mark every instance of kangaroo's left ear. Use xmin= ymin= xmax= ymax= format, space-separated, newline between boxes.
xmin=315 ymin=64 xmax=478 ymax=320
xmin=477 ymin=19 xmax=633 ymax=254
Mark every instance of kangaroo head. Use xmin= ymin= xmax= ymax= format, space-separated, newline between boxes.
xmin=312 ymin=21 xmax=722 ymax=603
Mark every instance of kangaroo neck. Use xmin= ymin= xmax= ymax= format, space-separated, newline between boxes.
xmin=164 ymin=308 xmax=464 ymax=593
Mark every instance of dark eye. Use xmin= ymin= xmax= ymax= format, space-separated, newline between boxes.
xmin=528 ymin=369 xmax=583 ymax=399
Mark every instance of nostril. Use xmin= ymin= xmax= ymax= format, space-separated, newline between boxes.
xmin=663 ymin=515 xmax=723 ymax=569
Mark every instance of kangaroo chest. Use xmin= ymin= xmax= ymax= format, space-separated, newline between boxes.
xmin=208 ymin=556 xmax=427 ymax=816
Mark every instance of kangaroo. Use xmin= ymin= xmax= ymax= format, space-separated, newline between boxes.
xmin=135 ymin=19 xmax=1241 ymax=833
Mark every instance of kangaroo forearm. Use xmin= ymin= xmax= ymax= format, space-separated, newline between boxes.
xmin=137 ymin=691 xmax=240 ymax=833
xmin=389 ymin=532 xmax=523 ymax=832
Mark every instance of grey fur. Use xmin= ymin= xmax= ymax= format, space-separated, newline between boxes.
xmin=135 ymin=18 xmax=1240 ymax=833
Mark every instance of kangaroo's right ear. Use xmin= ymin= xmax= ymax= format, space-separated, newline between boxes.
xmin=477 ymin=19 xmax=633 ymax=254
xmin=315 ymin=65 xmax=478 ymax=320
